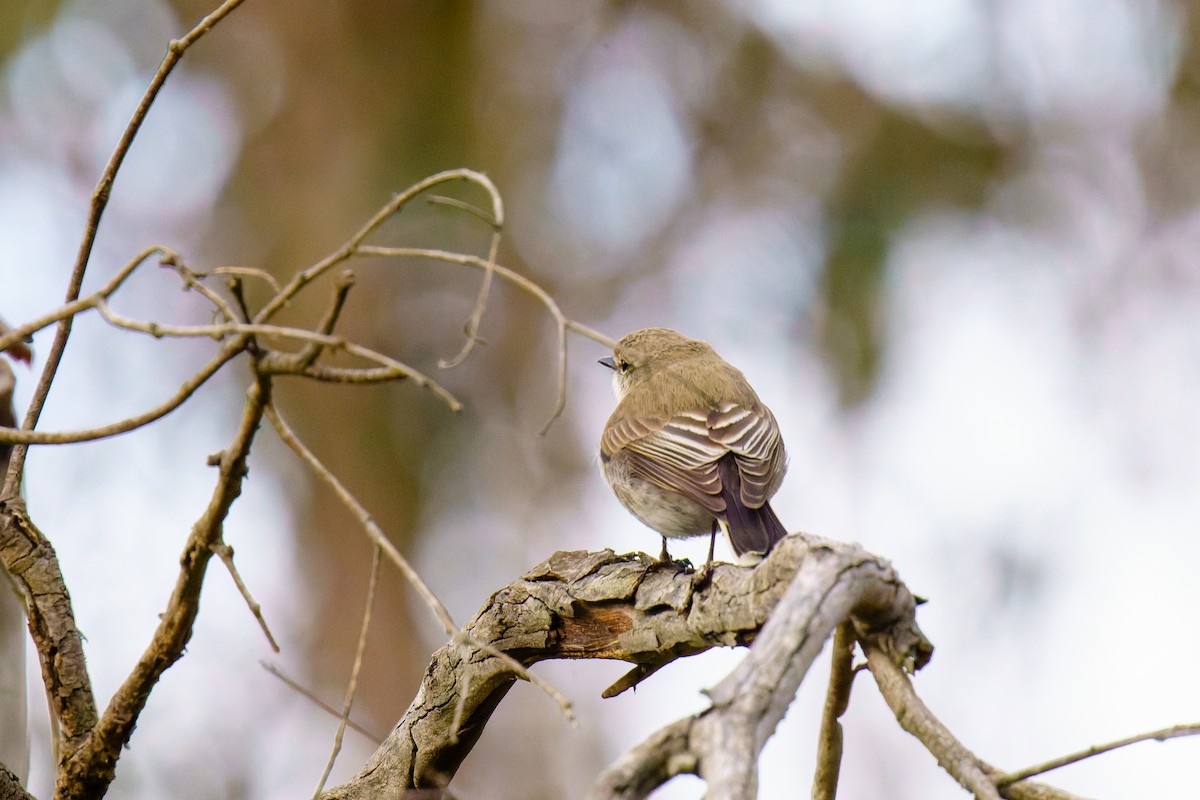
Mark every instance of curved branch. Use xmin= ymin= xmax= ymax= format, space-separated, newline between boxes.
xmin=254 ymin=169 xmax=504 ymax=325
xmin=353 ymin=246 xmax=617 ymax=432
xmin=321 ymin=535 xmax=930 ymax=799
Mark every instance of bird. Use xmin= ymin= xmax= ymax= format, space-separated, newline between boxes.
xmin=598 ymin=327 xmax=788 ymax=562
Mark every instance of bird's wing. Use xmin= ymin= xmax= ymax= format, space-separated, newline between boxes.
xmin=706 ymin=402 xmax=786 ymax=508
xmin=602 ymin=402 xmax=785 ymax=514
xmin=602 ymin=410 xmax=727 ymax=514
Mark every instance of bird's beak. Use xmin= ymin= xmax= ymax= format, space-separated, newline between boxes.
xmin=598 ymin=356 xmax=617 ymax=370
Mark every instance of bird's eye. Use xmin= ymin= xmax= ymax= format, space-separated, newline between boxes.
xmin=618 ymin=360 xmax=631 ymax=373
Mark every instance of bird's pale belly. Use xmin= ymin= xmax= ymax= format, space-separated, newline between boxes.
xmin=602 ymin=456 xmax=714 ymax=539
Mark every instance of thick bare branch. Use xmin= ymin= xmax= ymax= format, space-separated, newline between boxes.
xmin=594 ymin=537 xmax=931 ymax=800
xmin=0 ymin=501 xmax=97 ymax=755
xmin=0 ymin=762 xmax=36 ymax=800
xmin=322 ymin=535 xmax=930 ymax=800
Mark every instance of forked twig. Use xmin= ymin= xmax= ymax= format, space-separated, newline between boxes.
xmin=211 ymin=542 xmax=280 ymax=653
xmin=57 ymin=376 xmax=271 ymax=791
xmin=294 ymin=270 xmax=356 ymax=369
xmin=5 ymin=0 xmax=249 ymax=496
xmin=265 ymin=403 xmax=576 ymax=723
xmin=354 ymin=246 xmax=616 ymax=432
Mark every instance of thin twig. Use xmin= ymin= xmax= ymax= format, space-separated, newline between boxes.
xmin=3 ymin=0 xmax=248 ymax=496
xmin=437 ymin=175 xmax=503 ymax=371
xmin=449 ymin=629 xmax=576 ymax=726
xmin=265 ymin=404 xmax=576 ymax=724
xmin=207 ymin=266 xmax=284 ymax=293
xmin=211 ymin=542 xmax=280 ymax=653
xmin=163 ymin=258 xmax=240 ymax=323
xmin=354 ymin=246 xmax=617 ymax=432
xmin=93 ymin=302 xmax=460 ymax=409
xmin=263 ymin=403 xmax=458 ymax=635
xmin=995 ymin=723 xmax=1200 ymax=788
xmin=0 ymin=248 xmax=261 ymax=448
xmin=0 ymin=342 xmax=244 ymax=445
xmin=812 ymin=623 xmax=856 ymax=800
xmin=227 ymin=276 xmax=254 ymax=325
xmin=59 ymin=375 xmax=269 ymax=792
xmin=0 ymin=246 xmax=175 ymax=377
xmin=425 ymin=195 xmax=499 ymax=227
xmin=354 ymin=246 xmax=615 ymax=349
xmin=256 ymin=362 xmax=441 ymax=385
xmin=313 ymin=545 xmax=382 ymax=798
xmin=0 ymin=317 xmax=465 ymax=447
xmin=255 ymin=169 xmax=504 ymax=325
xmin=260 ymin=662 xmax=382 ymax=742
xmin=294 ymin=270 xmax=356 ymax=369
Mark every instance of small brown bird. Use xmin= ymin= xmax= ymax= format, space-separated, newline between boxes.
xmin=599 ymin=327 xmax=788 ymax=561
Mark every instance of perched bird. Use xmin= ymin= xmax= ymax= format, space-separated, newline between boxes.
xmin=599 ymin=327 xmax=788 ymax=561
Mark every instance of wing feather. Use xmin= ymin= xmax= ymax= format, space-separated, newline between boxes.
xmin=602 ymin=400 xmax=786 ymax=515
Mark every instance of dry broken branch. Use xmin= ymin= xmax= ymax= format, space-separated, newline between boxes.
xmin=593 ymin=535 xmax=932 ymax=800
xmin=321 ymin=534 xmax=932 ymax=799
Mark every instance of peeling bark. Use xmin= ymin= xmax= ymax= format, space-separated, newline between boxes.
xmin=323 ymin=533 xmax=930 ymax=799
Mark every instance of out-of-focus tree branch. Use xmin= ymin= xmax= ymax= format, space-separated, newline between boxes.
xmin=4 ymin=0 xmax=250 ymax=497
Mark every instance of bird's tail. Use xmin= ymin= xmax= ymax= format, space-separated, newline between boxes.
xmin=717 ymin=455 xmax=788 ymax=557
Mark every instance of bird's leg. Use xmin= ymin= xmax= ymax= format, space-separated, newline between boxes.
xmin=659 ymin=535 xmax=671 ymax=562
xmin=690 ymin=521 xmax=720 ymax=588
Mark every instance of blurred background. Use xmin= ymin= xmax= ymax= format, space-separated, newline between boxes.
xmin=2 ymin=0 xmax=1199 ymax=797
